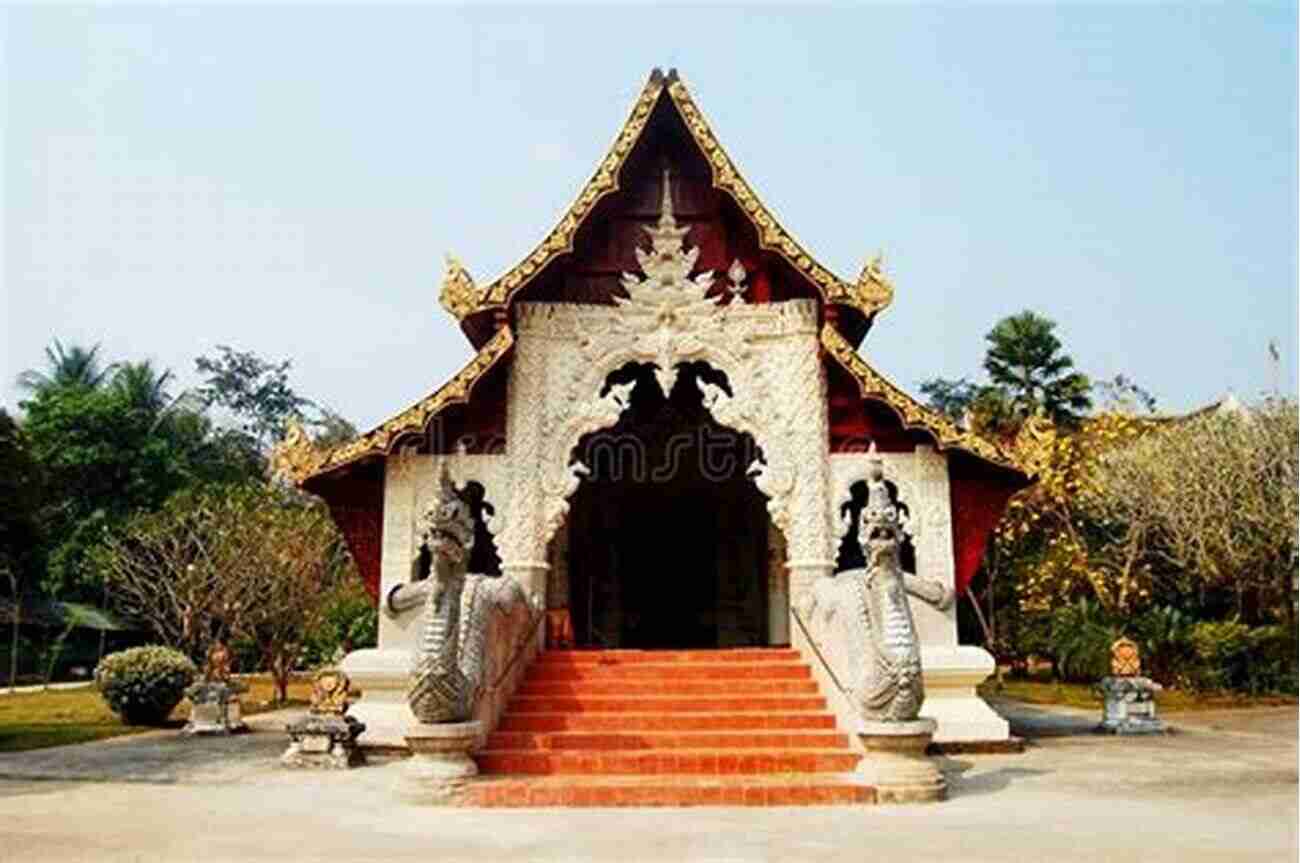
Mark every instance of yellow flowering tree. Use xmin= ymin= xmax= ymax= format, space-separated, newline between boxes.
xmin=975 ymin=411 xmax=1152 ymax=670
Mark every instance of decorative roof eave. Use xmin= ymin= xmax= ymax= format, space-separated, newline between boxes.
xmin=820 ymin=323 xmax=1028 ymax=477
xmin=271 ymin=326 xmax=515 ymax=486
xmin=436 ymin=69 xmax=894 ymax=330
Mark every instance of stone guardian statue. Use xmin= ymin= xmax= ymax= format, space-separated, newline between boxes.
xmin=386 ymin=462 xmax=531 ymax=725
xmin=799 ymin=452 xmax=953 ymax=801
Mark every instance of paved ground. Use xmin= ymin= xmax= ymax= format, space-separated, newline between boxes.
xmin=0 ymin=701 xmax=1295 ymax=863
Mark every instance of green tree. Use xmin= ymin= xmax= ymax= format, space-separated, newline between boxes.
xmin=110 ymin=360 xmax=175 ymax=416
xmin=1092 ymin=374 xmax=1157 ymax=414
xmin=195 ymin=347 xmax=315 ymax=453
xmin=918 ymin=378 xmax=980 ymax=423
xmin=0 ymin=410 xmax=46 ymax=690
xmin=312 ymin=407 xmax=359 ymax=449
xmin=19 ymin=381 xmax=257 ymax=598
xmin=983 ymin=312 xmax=1092 ymax=427
xmin=919 ymin=377 xmax=1021 ymax=437
xmin=96 ymin=482 xmax=355 ymax=702
xmin=16 ymin=340 xmax=114 ymax=395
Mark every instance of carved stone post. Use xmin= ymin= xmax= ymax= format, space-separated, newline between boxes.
xmin=499 ymin=326 xmax=553 ymax=655
xmin=777 ymin=333 xmax=836 ymax=616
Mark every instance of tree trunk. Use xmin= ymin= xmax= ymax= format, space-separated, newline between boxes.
xmin=1279 ymin=556 xmax=1297 ymax=627
xmin=966 ymin=587 xmax=1002 ymax=688
xmin=966 ymin=587 xmax=995 ymax=649
xmin=6 ymin=570 xmax=19 ymax=693
xmin=268 ymin=649 xmax=291 ymax=704
xmin=42 ymin=622 xmax=74 ymax=690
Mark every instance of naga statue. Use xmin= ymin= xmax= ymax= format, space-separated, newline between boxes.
xmin=386 ymin=463 xmax=534 ymax=724
xmin=801 ymin=453 xmax=953 ymax=722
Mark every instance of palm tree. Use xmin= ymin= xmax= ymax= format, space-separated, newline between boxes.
xmin=16 ymin=340 xmax=114 ymax=395
xmin=111 ymin=361 xmax=175 ymax=416
xmin=983 ymin=312 xmax=1092 ymax=428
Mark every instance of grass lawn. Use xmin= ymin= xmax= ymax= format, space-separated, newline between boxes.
xmin=978 ymin=676 xmax=1299 ymax=712
xmin=0 ymin=676 xmax=313 ymax=754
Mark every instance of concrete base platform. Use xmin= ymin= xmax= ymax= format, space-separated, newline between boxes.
xmin=338 ymin=648 xmax=413 ymax=751
xmin=921 ymin=645 xmax=1010 ymax=744
xmin=855 ymin=719 xmax=946 ymax=804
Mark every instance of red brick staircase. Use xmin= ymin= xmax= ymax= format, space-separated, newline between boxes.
xmin=460 ymin=647 xmax=874 ymax=807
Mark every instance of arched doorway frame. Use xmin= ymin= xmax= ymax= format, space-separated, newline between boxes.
xmin=498 ymin=298 xmax=837 ymax=629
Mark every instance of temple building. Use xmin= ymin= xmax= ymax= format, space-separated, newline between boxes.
xmin=274 ymin=69 xmax=1031 ymax=767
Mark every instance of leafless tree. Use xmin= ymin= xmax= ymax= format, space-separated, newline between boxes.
xmin=1093 ymin=399 xmax=1299 ymax=623
xmin=96 ymin=484 xmax=354 ymax=701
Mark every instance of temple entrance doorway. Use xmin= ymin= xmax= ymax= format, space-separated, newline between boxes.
xmin=563 ymin=361 xmax=771 ymax=650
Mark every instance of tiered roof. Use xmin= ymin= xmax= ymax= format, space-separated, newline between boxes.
xmin=275 ymin=69 xmax=1024 ymax=485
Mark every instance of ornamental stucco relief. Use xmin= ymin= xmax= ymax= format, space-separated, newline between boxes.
xmin=830 ymin=447 xmax=954 ymax=589
xmin=497 ymin=172 xmax=834 ymax=587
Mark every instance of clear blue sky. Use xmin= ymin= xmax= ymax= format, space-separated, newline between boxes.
xmin=4 ymin=4 xmax=1296 ymax=429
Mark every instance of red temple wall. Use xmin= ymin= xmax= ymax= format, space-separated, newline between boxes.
xmin=949 ymin=454 xmax=1024 ymax=594
xmin=311 ymin=467 xmax=385 ymax=602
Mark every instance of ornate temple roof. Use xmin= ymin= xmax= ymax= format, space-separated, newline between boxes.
xmin=819 ymin=324 xmax=1024 ymax=472
xmin=275 ymin=69 xmax=1026 ymax=485
xmin=271 ymin=326 xmax=514 ymax=486
xmin=438 ymin=69 xmax=894 ymax=346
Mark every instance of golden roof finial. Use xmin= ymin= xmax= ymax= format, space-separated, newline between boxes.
xmin=866 ymin=250 xmax=885 ymax=280
xmin=850 ymin=249 xmax=894 ymax=314
xmin=269 ymin=420 xmax=324 ymax=486
xmin=439 ymin=254 xmax=480 ymax=321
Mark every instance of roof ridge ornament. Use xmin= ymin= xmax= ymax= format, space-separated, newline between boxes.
xmin=618 ymin=169 xmax=716 ymax=311
xmin=270 ymin=420 xmax=324 ymax=486
xmin=439 ymin=254 xmax=480 ymax=320
xmin=613 ymin=169 xmax=729 ymax=394
xmin=435 ymin=73 xmax=894 ymax=340
xmin=853 ymin=251 xmax=893 ymax=313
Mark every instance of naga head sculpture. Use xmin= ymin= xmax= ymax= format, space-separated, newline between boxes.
xmin=861 ymin=497 xmax=903 ymax=572
xmin=419 ymin=462 xmax=476 ymax=568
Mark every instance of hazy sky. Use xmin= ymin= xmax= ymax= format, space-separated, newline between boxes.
xmin=4 ymin=4 xmax=1297 ymax=430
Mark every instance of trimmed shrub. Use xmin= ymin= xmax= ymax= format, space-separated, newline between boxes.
xmin=95 ymin=645 xmax=196 ymax=725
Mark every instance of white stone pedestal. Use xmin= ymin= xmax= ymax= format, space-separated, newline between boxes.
xmin=281 ymin=714 xmax=366 ymax=769
xmin=856 ymin=718 xmax=946 ymax=804
xmin=921 ymin=645 xmax=1009 ymax=744
xmin=338 ymin=648 xmax=413 ymax=752
xmin=183 ymin=681 xmax=248 ymax=736
xmin=1098 ymin=676 xmax=1167 ymax=735
xmin=401 ymin=720 xmax=483 ymax=801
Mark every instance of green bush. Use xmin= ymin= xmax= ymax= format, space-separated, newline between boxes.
xmin=1182 ymin=620 xmax=1298 ymax=694
xmin=1049 ymin=598 xmax=1119 ymax=682
xmin=1247 ymin=626 xmax=1299 ymax=695
xmin=94 ymin=645 xmax=196 ymax=725
xmin=299 ymin=580 xmax=378 ymax=668
xmin=1130 ymin=606 xmax=1197 ymax=686
xmin=1187 ymin=620 xmax=1254 ymax=692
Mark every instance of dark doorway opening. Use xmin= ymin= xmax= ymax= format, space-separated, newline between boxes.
xmin=565 ymin=362 xmax=770 ymax=649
